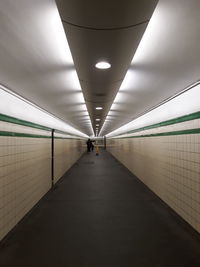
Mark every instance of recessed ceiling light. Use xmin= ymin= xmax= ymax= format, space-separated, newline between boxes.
xmin=96 ymin=124 xmax=99 ymax=126
xmin=95 ymin=61 xmax=111 ymax=69
xmin=96 ymin=118 xmax=100 ymax=121
xmin=95 ymin=107 xmax=103 ymax=110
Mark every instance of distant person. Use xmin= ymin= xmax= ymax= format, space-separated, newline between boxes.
xmin=86 ymin=138 xmax=92 ymax=152
xmin=91 ymin=143 xmax=94 ymax=151
xmin=90 ymin=140 xmax=95 ymax=152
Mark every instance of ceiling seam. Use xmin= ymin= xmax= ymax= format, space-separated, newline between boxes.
xmin=61 ymin=18 xmax=150 ymax=31
xmin=79 ymin=78 xmax=124 ymax=84
xmin=85 ymin=100 xmax=114 ymax=104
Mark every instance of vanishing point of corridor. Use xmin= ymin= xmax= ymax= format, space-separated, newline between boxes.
xmin=0 ymin=150 xmax=199 ymax=267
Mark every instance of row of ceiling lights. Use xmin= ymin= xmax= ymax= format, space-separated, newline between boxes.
xmin=95 ymin=115 xmax=101 ymax=134
xmin=95 ymin=61 xmax=111 ymax=135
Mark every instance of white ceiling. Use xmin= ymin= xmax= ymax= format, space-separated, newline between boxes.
xmin=100 ymin=0 xmax=200 ymax=135
xmin=0 ymin=0 xmax=93 ymax=136
xmin=0 ymin=0 xmax=200 ymax=137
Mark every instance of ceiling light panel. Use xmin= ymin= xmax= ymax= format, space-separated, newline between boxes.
xmin=0 ymin=86 xmax=88 ymax=137
xmin=95 ymin=62 xmax=111 ymax=69
xmin=106 ymin=82 xmax=200 ymax=137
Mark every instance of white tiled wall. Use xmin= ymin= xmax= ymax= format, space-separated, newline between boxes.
xmin=0 ymin=123 xmax=86 ymax=241
xmin=107 ymin=119 xmax=200 ymax=233
xmin=54 ymin=133 xmax=85 ymax=183
xmin=0 ymin=124 xmax=86 ymax=240
xmin=0 ymin=122 xmax=51 ymax=240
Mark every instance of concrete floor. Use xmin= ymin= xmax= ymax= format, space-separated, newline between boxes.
xmin=0 ymin=150 xmax=199 ymax=267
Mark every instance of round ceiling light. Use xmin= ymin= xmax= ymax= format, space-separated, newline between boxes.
xmin=95 ymin=61 xmax=111 ymax=69
xmin=96 ymin=118 xmax=100 ymax=121
xmin=95 ymin=107 xmax=103 ymax=110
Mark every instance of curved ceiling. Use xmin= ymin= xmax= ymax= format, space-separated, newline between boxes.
xmin=0 ymin=0 xmax=93 ymax=136
xmin=56 ymin=0 xmax=158 ymax=134
xmin=56 ymin=0 xmax=157 ymax=28
xmin=100 ymin=0 xmax=200 ymax=135
xmin=1 ymin=0 xmax=199 ymax=137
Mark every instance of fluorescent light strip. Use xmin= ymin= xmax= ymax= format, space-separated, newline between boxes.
xmin=99 ymin=2 xmax=199 ymax=137
xmin=105 ymin=82 xmax=200 ymax=137
xmin=48 ymin=4 xmax=94 ymax=136
xmin=99 ymin=8 xmax=158 ymax=136
xmin=0 ymin=3 xmax=94 ymax=137
xmin=0 ymin=86 xmax=89 ymax=137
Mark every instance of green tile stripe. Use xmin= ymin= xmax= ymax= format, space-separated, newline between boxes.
xmin=114 ymin=128 xmax=200 ymax=139
xmin=0 ymin=113 xmax=51 ymax=131
xmin=54 ymin=136 xmax=82 ymax=140
xmin=0 ymin=131 xmax=51 ymax=138
xmin=0 ymin=131 xmax=83 ymax=139
xmin=119 ymin=111 xmax=200 ymax=136
xmin=0 ymin=113 xmax=82 ymax=138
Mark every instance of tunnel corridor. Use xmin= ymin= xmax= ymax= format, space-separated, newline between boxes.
xmin=0 ymin=150 xmax=199 ymax=267
xmin=0 ymin=0 xmax=200 ymax=265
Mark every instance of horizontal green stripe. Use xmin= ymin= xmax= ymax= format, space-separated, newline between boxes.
xmin=121 ymin=111 xmax=200 ymax=136
xmin=0 ymin=113 xmax=84 ymax=138
xmin=54 ymin=136 xmax=82 ymax=140
xmin=0 ymin=113 xmax=51 ymax=131
xmin=0 ymin=131 xmax=83 ymax=139
xmin=0 ymin=131 xmax=51 ymax=138
xmin=115 ymin=128 xmax=200 ymax=139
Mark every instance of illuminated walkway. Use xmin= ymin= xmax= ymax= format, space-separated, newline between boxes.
xmin=0 ymin=150 xmax=199 ymax=267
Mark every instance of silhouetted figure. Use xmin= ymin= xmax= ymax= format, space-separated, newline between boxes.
xmin=91 ymin=141 xmax=94 ymax=151
xmin=86 ymin=138 xmax=92 ymax=152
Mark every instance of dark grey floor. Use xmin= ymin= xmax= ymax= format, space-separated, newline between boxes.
xmin=0 ymin=150 xmax=200 ymax=267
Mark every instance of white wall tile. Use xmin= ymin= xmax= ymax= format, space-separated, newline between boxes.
xmin=107 ymin=119 xmax=200 ymax=233
xmin=0 ymin=125 xmax=51 ymax=240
